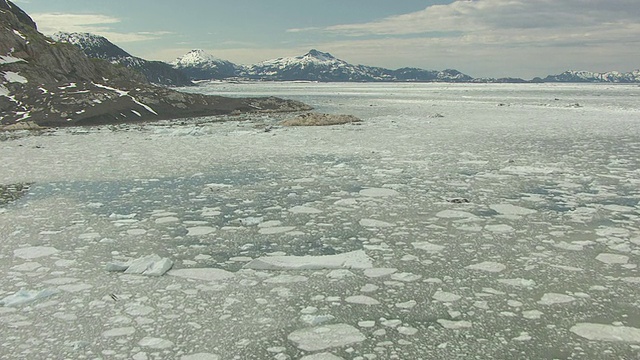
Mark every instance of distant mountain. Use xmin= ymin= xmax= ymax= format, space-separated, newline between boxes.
xmin=541 ymin=70 xmax=640 ymax=83
xmin=243 ymin=49 xmax=393 ymax=82
xmin=0 ymin=0 xmax=310 ymax=127
xmin=391 ymin=67 xmax=473 ymax=82
xmin=171 ymin=49 xmax=240 ymax=80
xmin=52 ymin=32 xmax=192 ymax=86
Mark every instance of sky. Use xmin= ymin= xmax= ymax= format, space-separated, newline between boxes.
xmin=14 ymin=0 xmax=640 ymax=79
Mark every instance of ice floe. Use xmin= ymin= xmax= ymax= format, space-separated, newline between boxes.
xmin=13 ymin=246 xmax=59 ymax=259
xmin=243 ymin=250 xmax=373 ymax=270
xmin=288 ymin=323 xmax=366 ymax=351
xmin=465 ymin=261 xmax=507 ymax=273
xmin=0 ymin=289 xmax=58 ymax=307
xmin=168 ymin=268 xmax=235 ymax=282
xmin=537 ymin=293 xmax=576 ymax=305
xmin=359 ymin=188 xmax=399 ymax=197
xmin=570 ymin=323 xmax=640 ymax=343
xmin=106 ymin=254 xmax=174 ymax=276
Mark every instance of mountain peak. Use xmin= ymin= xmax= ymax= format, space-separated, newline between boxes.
xmin=173 ymin=49 xmax=227 ymax=67
xmin=304 ymin=49 xmax=335 ymax=61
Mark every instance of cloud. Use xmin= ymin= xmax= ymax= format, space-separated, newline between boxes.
xmin=312 ymin=0 xmax=640 ymax=49
xmin=31 ymin=13 xmax=171 ymax=43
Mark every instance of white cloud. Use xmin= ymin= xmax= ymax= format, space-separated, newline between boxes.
xmin=31 ymin=13 xmax=171 ymax=43
xmin=284 ymin=0 xmax=640 ymax=77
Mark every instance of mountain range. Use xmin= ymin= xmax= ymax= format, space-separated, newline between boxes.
xmin=0 ymin=1 xmax=309 ymax=128
xmin=53 ymin=32 xmax=640 ymax=84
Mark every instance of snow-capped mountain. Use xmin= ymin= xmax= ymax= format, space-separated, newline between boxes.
xmin=52 ymin=32 xmax=192 ymax=86
xmin=171 ymin=49 xmax=240 ymax=80
xmin=244 ymin=49 xmax=395 ymax=82
xmin=392 ymin=67 xmax=473 ymax=82
xmin=542 ymin=70 xmax=640 ymax=83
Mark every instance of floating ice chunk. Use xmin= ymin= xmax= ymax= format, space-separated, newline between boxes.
xmin=300 ymin=314 xmax=335 ymax=326
xmin=500 ymin=166 xmax=558 ymax=175
xmin=243 ymin=250 xmax=373 ymax=270
xmin=327 ymin=269 xmax=354 ymax=279
xmin=288 ymin=324 xmax=366 ymax=351
xmin=364 ymin=268 xmax=397 ymax=278
xmin=1 ymin=289 xmax=58 ymax=307
xmin=187 ymin=226 xmax=215 ymax=236
xmin=489 ymin=204 xmax=536 ymax=216
xmin=437 ymin=319 xmax=472 ymax=329
xmin=497 ymin=278 xmax=536 ymax=288
xmin=537 ymin=293 xmax=576 ymax=305
xmin=433 ymin=291 xmax=462 ymax=302
xmin=522 ymin=310 xmax=544 ymax=319
xmin=345 ymin=295 xmax=380 ymax=305
xmin=361 ymin=284 xmax=379 ymax=293
xmin=390 ymin=272 xmax=422 ymax=282
xmin=359 ymin=188 xmax=399 ymax=197
xmin=106 ymin=255 xmax=173 ymax=276
xmin=484 ymin=224 xmax=515 ymax=233
xmin=436 ymin=210 xmax=477 ymax=219
xmin=595 ymin=253 xmax=629 ymax=264
xmin=3 ymin=71 xmax=27 ymax=83
xmin=397 ymin=326 xmax=419 ymax=335
xmin=125 ymin=303 xmax=155 ymax=316
xmin=259 ymin=226 xmax=297 ymax=234
xmin=396 ymin=300 xmax=417 ymax=309
xmin=513 ymin=332 xmax=532 ymax=341
xmin=300 ymin=353 xmax=344 ymax=360
xmin=11 ymin=262 xmax=42 ymax=271
xmin=412 ymin=241 xmax=445 ymax=252
xmin=138 ymin=337 xmax=174 ymax=349
xmin=181 ymin=353 xmax=220 ymax=360
xmin=358 ymin=321 xmax=376 ymax=328
xmin=239 ymin=217 xmax=263 ymax=226
xmin=289 ymin=206 xmax=322 ymax=214
xmin=570 ymin=323 xmax=640 ymax=343
xmin=155 ymin=217 xmax=179 ymax=224
xmin=13 ymin=246 xmax=59 ymax=259
xmin=359 ymin=219 xmax=394 ymax=228
xmin=264 ymin=275 xmax=309 ymax=284
xmin=466 ymin=261 xmax=506 ymax=273
xmin=103 ymin=327 xmax=136 ymax=337
xmin=168 ymin=268 xmax=235 ymax=282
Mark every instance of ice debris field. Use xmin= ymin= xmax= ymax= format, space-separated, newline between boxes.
xmin=1 ymin=83 xmax=639 ymax=359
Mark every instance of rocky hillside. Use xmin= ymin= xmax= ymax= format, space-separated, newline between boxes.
xmin=52 ymin=32 xmax=193 ymax=86
xmin=0 ymin=0 xmax=310 ymax=128
xmin=172 ymin=49 xmax=240 ymax=81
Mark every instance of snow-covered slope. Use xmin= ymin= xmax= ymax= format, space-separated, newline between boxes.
xmin=171 ymin=49 xmax=240 ymax=80
xmin=543 ymin=70 xmax=640 ymax=83
xmin=244 ymin=49 xmax=394 ymax=82
xmin=52 ymin=32 xmax=192 ymax=86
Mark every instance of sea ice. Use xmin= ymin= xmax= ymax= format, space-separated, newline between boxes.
xmin=258 ymin=226 xmax=297 ymax=234
xmin=168 ymin=268 xmax=235 ymax=282
xmin=345 ymin=295 xmax=380 ymax=305
xmin=0 ymin=289 xmax=59 ymax=307
xmin=465 ymin=261 xmax=506 ymax=273
xmin=359 ymin=188 xmax=399 ymax=197
xmin=437 ymin=319 xmax=473 ymax=329
xmin=436 ymin=210 xmax=477 ymax=219
xmin=433 ymin=291 xmax=462 ymax=302
xmin=412 ymin=241 xmax=445 ymax=252
xmin=299 ymin=353 xmax=344 ymax=360
xmin=363 ymin=268 xmax=397 ymax=278
xmin=289 ymin=205 xmax=322 ymax=214
xmin=537 ymin=293 xmax=576 ymax=305
xmin=288 ymin=324 xmax=366 ymax=351
xmin=264 ymin=275 xmax=309 ymax=284
xmin=484 ymin=224 xmax=515 ymax=233
xmin=13 ymin=246 xmax=59 ymax=259
xmin=570 ymin=323 xmax=640 ymax=343
xmin=595 ymin=253 xmax=629 ymax=264
xmin=102 ymin=327 xmax=136 ymax=337
xmin=106 ymin=254 xmax=174 ymax=276
xmin=498 ymin=278 xmax=537 ymax=288
xmin=181 ymin=353 xmax=220 ymax=360
xmin=489 ymin=204 xmax=536 ymax=216
xmin=187 ymin=226 xmax=216 ymax=236
xmin=138 ymin=337 xmax=174 ymax=349
xmin=359 ymin=219 xmax=394 ymax=228
xmin=243 ymin=250 xmax=373 ymax=270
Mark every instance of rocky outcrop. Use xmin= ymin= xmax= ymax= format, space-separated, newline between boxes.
xmin=52 ymin=32 xmax=193 ymax=86
xmin=0 ymin=1 xmax=311 ymax=127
